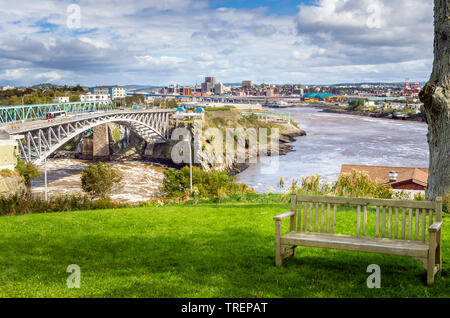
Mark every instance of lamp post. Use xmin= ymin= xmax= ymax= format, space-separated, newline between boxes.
xmin=184 ymin=137 xmax=193 ymax=195
xmin=44 ymin=157 xmax=48 ymax=201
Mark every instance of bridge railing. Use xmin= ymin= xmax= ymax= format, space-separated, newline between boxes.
xmin=0 ymin=100 xmax=115 ymax=124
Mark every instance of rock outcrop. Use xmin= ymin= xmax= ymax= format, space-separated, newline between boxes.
xmin=0 ymin=172 xmax=25 ymax=195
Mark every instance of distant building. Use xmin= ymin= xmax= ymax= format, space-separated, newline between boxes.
xmin=0 ymin=129 xmax=23 ymax=171
xmin=80 ymin=92 xmax=111 ymax=102
xmin=242 ymin=81 xmax=254 ymax=88
xmin=214 ymin=82 xmax=226 ymax=95
xmin=201 ymin=77 xmax=216 ymax=94
xmin=89 ymin=86 xmax=127 ymax=100
xmin=54 ymin=96 xmax=70 ymax=103
xmin=265 ymin=88 xmax=274 ymax=97
xmin=1 ymin=85 xmax=14 ymax=91
xmin=340 ymin=164 xmax=428 ymax=191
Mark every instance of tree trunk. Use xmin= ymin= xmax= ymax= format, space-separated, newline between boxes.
xmin=419 ymin=0 xmax=450 ymax=200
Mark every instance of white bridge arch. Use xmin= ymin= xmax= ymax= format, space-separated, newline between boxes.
xmin=9 ymin=110 xmax=175 ymax=164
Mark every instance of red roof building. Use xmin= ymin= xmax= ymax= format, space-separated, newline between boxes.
xmin=340 ymin=165 xmax=428 ymax=191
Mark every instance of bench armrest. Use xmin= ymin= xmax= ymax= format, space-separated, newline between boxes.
xmin=273 ymin=211 xmax=295 ymax=222
xmin=429 ymin=222 xmax=443 ymax=233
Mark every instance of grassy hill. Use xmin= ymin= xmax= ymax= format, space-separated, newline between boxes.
xmin=0 ymin=202 xmax=448 ymax=297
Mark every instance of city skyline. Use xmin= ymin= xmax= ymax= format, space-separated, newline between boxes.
xmin=0 ymin=0 xmax=434 ymax=86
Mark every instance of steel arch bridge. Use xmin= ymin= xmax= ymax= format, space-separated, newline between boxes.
xmin=0 ymin=100 xmax=114 ymax=124
xmin=8 ymin=109 xmax=175 ymax=164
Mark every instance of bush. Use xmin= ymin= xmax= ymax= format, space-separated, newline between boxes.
xmin=162 ymin=166 xmax=254 ymax=201
xmin=443 ymin=193 xmax=450 ymax=213
xmin=333 ymin=170 xmax=394 ymax=199
xmin=0 ymin=169 xmax=18 ymax=177
xmin=14 ymin=158 xmax=40 ymax=193
xmin=0 ymin=192 xmax=128 ymax=216
xmin=81 ymin=162 xmax=122 ymax=199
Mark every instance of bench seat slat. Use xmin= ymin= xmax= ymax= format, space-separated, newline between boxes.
xmin=281 ymin=232 xmax=429 ymax=258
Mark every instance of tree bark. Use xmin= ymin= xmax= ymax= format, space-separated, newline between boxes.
xmin=419 ymin=0 xmax=450 ymax=200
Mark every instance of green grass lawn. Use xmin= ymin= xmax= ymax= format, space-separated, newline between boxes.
xmin=0 ymin=201 xmax=448 ymax=298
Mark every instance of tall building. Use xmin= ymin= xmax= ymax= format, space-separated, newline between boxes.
xmin=214 ymin=83 xmax=225 ymax=95
xmin=89 ymin=86 xmax=127 ymax=100
xmin=201 ymin=77 xmax=216 ymax=93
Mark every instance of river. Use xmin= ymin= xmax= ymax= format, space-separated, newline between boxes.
xmin=234 ymin=107 xmax=429 ymax=193
xmin=32 ymin=159 xmax=165 ymax=203
xmin=32 ymin=107 xmax=430 ymax=200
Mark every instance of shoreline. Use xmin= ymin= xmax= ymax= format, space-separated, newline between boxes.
xmin=294 ymin=103 xmax=426 ymax=122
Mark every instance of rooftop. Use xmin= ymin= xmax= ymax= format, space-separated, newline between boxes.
xmin=340 ymin=164 xmax=429 ymax=188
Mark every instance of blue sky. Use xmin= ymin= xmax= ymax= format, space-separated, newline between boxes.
xmin=0 ymin=0 xmax=434 ymax=87
xmin=209 ymin=0 xmax=315 ymax=15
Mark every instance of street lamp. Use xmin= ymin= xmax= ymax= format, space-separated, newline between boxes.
xmin=44 ymin=157 xmax=48 ymax=201
xmin=184 ymin=136 xmax=193 ymax=195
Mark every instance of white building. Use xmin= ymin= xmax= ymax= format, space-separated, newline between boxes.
xmin=89 ymin=86 xmax=127 ymax=100
xmin=80 ymin=92 xmax=111 ymax=101
xmin=0 ymin=130 xmax=23 ymax=171
xmin=214 ymin=82 xmax=230 ymax=95
xmin=54 ymin=96 xmax=70 ymax=103
xmin=1 ymin=85 xmax=14 ymax=91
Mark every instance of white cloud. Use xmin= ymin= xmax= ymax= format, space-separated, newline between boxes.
xmin=0 ymin=0 xmax=435 ymax=86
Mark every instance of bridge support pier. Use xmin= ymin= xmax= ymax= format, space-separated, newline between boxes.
xmin=93 ymin=124 xmax=111 ymax=161
xmin=80 ymin=124 xmax=111 ymax=161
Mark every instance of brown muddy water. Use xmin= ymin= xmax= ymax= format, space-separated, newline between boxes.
xmin=32 ymin=159 xmax=165 ymax=203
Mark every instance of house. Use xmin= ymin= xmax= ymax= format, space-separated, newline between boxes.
xmin=80 ymin=92 xmax=111 ymax=101
xmin=340 ymin=164 xmax=428 ymax=191
xmin=89 ymin=86 xmax=126 ymax=100
xmin=0 ymin=129 xmax=23 ymax=171
xmin=54 ymin=96 xmax=70 ymax=103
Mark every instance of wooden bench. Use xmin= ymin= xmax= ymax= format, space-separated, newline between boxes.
xmin=274 ymin=195 xmax=443 ymax=285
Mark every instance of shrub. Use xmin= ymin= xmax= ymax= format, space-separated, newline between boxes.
xmin=0 ymin=192 xmax=127 ymax=216
xmin=333 ymin=170 xmax=394 ymax=199
xmin=443 ymin=193 xmax=450 ymax=213
xmin=161 ymin=166 xmax=254 ymax=201
xmin=14 ymin=158 xmax=40 ymax=193
xmin=0 ymin=169 xmax=18 ymax=177
xmin=81 ymin=162 xmax=122 ymax=199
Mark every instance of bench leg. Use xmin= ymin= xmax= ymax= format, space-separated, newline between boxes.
xmin=427 ymin=233 xmax=437 ymax=286
xmin=436 ymin=231 xmax=442 ymax=274
xmin=275 ymin=221 xmax=282 ymax=267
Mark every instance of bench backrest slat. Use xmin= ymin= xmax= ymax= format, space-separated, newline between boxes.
xmin=408 ymin=209 xmax=413 ymax=240
xmin=293 ymin=195 xmax=441 ymax=242
xmin=356 ymin=205 xmax=361 ymax=237
xmin=394 ymin=208 xmax=399 ymax=239
xmin=363 ymin=206 xmax=367 ymax=236
xmin=422 ymin=209 xmax=426 ymax=242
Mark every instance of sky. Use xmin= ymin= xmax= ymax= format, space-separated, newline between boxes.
xmin=0 ymin=0 xmax=434 ymax=87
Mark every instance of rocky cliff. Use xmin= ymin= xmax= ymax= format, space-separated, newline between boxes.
xmin=0 ymin=171 xmax=25 ymax=195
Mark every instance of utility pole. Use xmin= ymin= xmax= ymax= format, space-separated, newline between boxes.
xmin=44 ymin=157 xmax=48 ymax=201
xmin=184 ymin=137 xmax=193 ymax=195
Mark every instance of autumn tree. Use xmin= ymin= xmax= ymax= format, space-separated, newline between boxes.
xmin=419 ymin=0 xmax=450 ymax=201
